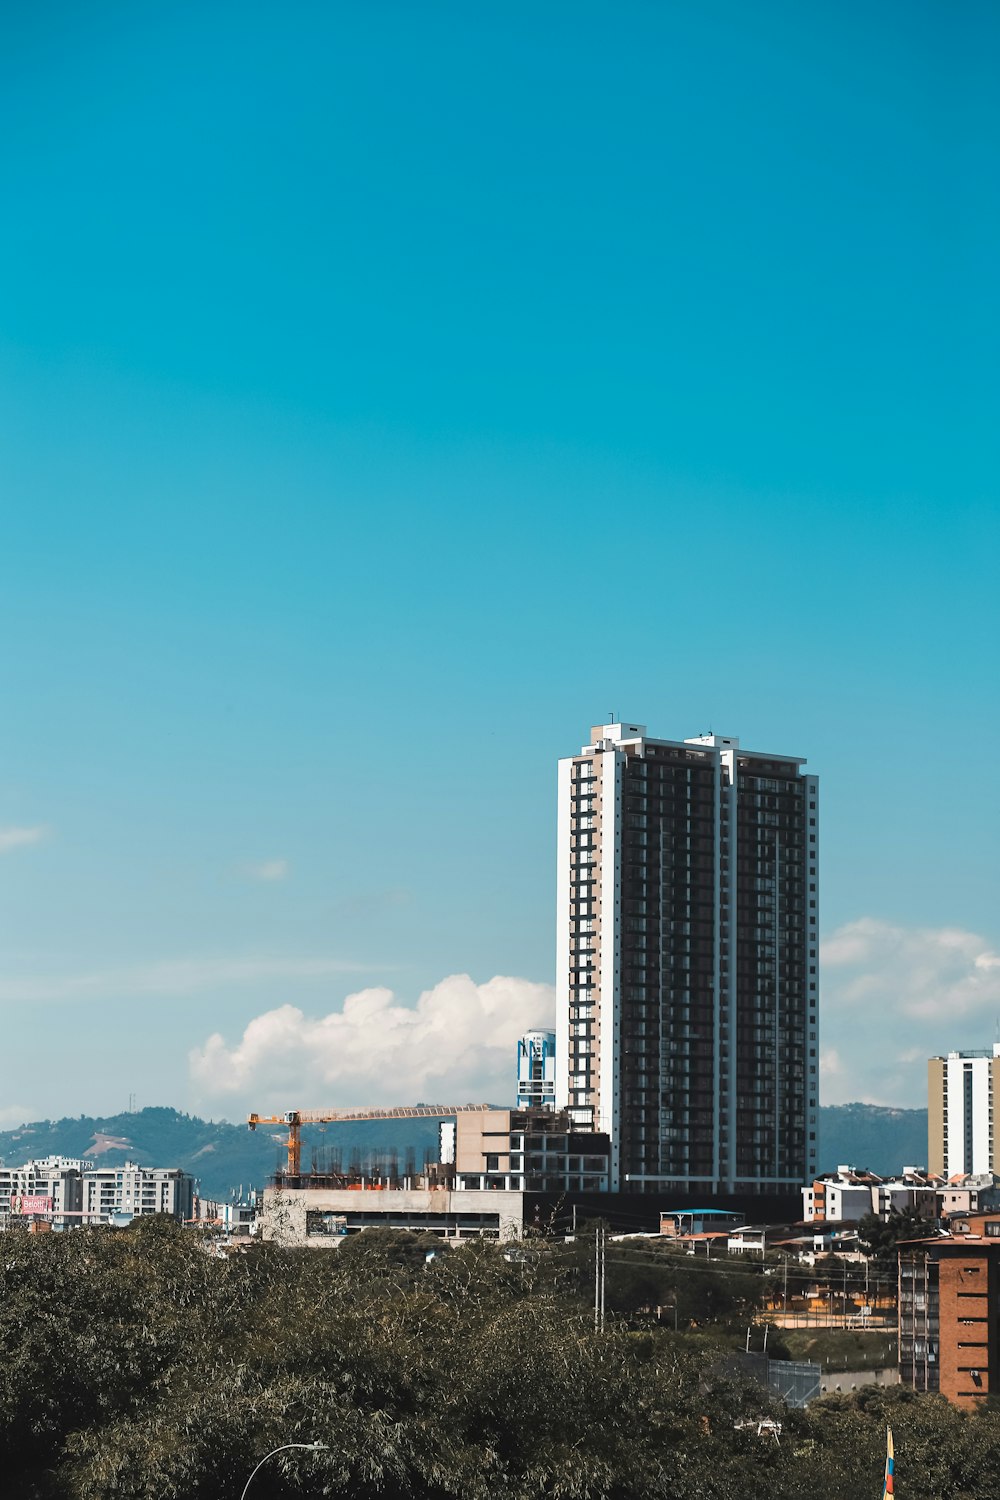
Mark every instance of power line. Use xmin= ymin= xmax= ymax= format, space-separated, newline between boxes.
xmin=532 ymin=1245 xmax=899 ymax=1291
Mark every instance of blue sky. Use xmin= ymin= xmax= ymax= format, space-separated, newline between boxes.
xmin=1 ymin=2 xmax=997 ymax=1121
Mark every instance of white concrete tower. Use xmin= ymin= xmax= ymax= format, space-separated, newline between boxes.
xmin=928 ymin=1045 xmax=1000 ymax=1177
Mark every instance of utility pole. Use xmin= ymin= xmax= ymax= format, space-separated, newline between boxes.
xmin=594 ymin=1225 xmax=606 ymax=1334
xmin=594 ymin=1226 xmax=600 ymax=1332
xmin=842 ymin=1261 xmax=848 ymax=1328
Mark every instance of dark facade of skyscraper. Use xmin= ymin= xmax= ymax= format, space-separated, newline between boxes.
xmin=556 ymin=722 xmax=818 ymax=1193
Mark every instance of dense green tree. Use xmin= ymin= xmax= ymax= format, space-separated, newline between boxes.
xmin=1 ymin=1217 xmax=998 ymax=1499
xmin=858 ymin=1207 xmax=934 ymax=1270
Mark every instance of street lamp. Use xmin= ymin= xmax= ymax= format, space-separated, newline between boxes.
xmin=239 ymin=1441 xmax=328 ymax=1500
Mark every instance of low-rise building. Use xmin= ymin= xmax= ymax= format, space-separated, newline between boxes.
xmin=660 ymin=1209 xmax=744 ymax=1237
xmin=802 ymin=1169 xmax=874 ymax=1224
xmin=264 ymin=1184 xmax=528 ymax=1245
xmin=804 ymin=1165 xmax=938 ymax=1224
xmin=875 ymin=1170 xmax=938 ymax=1221
xmin=899 ymin=1215 xmax=1000 ymax=1407
xmin=938 ymin=1173 xmax=1000 ymax=1218
xmin=193 ymin=1193 xmax=259 ymax=1237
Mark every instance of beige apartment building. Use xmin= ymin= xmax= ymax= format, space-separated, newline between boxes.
xmin=928 ymin=1047 xmax=1000 ymax=1178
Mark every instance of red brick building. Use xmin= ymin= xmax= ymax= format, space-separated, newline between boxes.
xmin=899 ymin=1217 xmax=1000 ymax=1407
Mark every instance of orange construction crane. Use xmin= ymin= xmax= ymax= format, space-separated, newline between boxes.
xmin=247 ymin=1104 xmax=494 ymax=1177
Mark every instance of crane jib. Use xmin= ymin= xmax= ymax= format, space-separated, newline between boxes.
xmin=246 ymin=1104 xmax=495 ymax=1179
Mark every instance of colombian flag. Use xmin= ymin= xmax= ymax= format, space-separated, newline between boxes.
xmin=883 ymin=1426 xmax=894 ymax=1497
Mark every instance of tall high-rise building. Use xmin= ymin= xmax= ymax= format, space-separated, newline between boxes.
xmin=555 ymin=720 xmax=819 ymax=1194
xmin=928 ymin=1046 xmax=1000 ymax=1178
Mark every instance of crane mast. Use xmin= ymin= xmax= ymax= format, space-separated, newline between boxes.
xmin=247 ymin=1104 xmax=494 ymax=1178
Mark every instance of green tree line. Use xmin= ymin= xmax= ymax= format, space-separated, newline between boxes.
xmin=1 ymin=1218 xmax=998 ymax=1499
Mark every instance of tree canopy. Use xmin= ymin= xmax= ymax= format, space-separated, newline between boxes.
xmin=1 ymin=1219 xmax=998 ymax=1499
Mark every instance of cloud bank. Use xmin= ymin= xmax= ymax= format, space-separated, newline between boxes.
xmin=243 ymin=859 xmax=290 ymax=882
xmin=820 ymin=917 xmax=1000 ymax=1107
xmin=0 ymin=826 xmax=48 ymax=853
xmin=189 ymin=973 xmax=555 ymax=1110
xmin=0 ymin=1103 xmax=35 ymax=1129
xmin=0 ymin=955 xmax=374 ymax=1005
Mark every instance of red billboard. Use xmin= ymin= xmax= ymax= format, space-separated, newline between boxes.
xmin=11 ymin=1194 xmax=52 ymax=1215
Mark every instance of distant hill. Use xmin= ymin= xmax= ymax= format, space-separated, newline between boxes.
xmin=0 ymin=1107 xmax=442 ymax=1202
xmin=819 ymin=1103 xmax=928 ymax=1176
xmin=0 ymin=1100 xmax=931 ymax=1201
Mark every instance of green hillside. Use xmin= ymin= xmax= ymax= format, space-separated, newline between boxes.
xmin=0 ymin=1107 xmax=442 ymax=1201
xmin=0 ymin=1100 xmax=931 ymax=1201
xmin=818 ymin=1102 xmax=928 ymax=1175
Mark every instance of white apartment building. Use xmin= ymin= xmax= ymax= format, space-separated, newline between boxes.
xmin=802 ymin=1176 xmax=874 ymax=1224
xmin=803 ymin=1165 xmax=938 ymax=1224
xmin=0 ymin=1157 xmax=195 ymax=1228
xmin=0 ymin=1156 xmax=89 ymax=1229
xmin=556 ymin=721 xmax=818 ymax=1194
xmin=81 ymin=1161 xmax=194 ymax=1223
xmin=928 ymin=1046 xmax=1000 ymax=1178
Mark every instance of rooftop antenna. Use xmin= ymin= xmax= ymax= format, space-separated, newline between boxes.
xmin=608 ymin=710 xmax=614 ymax=723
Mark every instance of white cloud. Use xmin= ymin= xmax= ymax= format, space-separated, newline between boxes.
xmin=189 ymin=973 xmax=555 ymax=1110
xmin=243 ymin=859 xmax=290 ymax=882
xmin=0 ymin=826 xmax=48 ymax=853
xmin=0 ymin=1103 xmax=35 ymax=1129
xmin=820 ymin=917 xmax=1000 ymax=1107
xmin=0 ymin=955 xmax=374 ymax=1004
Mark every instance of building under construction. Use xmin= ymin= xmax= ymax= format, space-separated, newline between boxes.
xmin=256 ymin=1106 xmax=611 ymax=1244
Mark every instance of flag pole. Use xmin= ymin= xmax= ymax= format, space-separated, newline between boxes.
xmin=882 ymin=1426 xmax=894 ymax=1498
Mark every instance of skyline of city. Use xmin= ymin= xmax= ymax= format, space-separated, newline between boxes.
xmin=1 ymin=5 xmax=997 ymax=1126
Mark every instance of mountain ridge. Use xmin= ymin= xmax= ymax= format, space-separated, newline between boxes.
xmin=0 ymin=1102 xmax=930 ymax=1201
